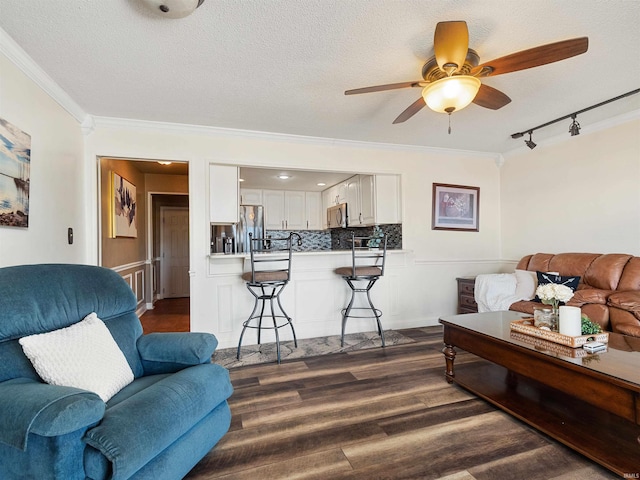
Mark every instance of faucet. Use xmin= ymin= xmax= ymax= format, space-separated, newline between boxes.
xmin=289 ymin=232 xmax=303 ymax=248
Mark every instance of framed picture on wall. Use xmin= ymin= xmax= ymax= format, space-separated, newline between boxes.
xmin=0 ymin=118 xmax=31 ymax=228
xmin=112 ymin=172 xmax=138 ymax=238
xmin=432 ymin=183 xmax=479 ymax=232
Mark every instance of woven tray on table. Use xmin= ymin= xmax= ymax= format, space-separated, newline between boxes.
xmin=509 ymin=330 xmax=600 ymax=357
xmin=510 ymin=319 xmax=609 ymax=348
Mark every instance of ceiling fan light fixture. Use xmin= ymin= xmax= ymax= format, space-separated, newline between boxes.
xmin=140 ymin=0 xmax=204 ymax=18
xmin=421 ymin=76 xmax=481 ymax=114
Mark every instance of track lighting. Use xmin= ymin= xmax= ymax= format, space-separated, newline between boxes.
xmin=524 ymin=131 xmax=536 ymax=150
xmin=510 ymin=88 xmax=639 ymax=149
xmin=568 ymin=115 xmax=581 ymax=136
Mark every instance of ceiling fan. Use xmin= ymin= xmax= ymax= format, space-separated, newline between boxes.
xmin=345 ymin=21 xmax=588 ymax=126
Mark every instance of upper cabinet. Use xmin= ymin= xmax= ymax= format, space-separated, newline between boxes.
xmin=305 ymin=192 xmax=322 ymax=230
xmin=262 ymin=189 xmax=321 ymax=230
xmin=240 ymin=188 xmax=262 ymax=205
xmin=323 ymin=174 xmax=401 ymax=227
xmin=346 ymin=176 xmax=362 ymax=226
xmin=209 ymin=165 xmax=239 ymax=224
xmin=359 ymin=175 xmax=375 ymax=226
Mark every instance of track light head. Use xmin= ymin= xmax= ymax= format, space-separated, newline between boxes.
xmin=569 ymin=114 xmax=581 ymax=136
xmin=524 ymin=131 xmax=536 ymax=149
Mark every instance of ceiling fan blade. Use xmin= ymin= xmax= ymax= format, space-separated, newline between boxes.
xmin=472 ymin=37 xmax=589 ymax=77
xmin=392 ymin=97 xmax=426 ymax=124
xmin=345 ymin=81 xmax=424 ymax=95
xmin=434 ymin=21 xmax=469 ymax=74
xmin=472 ymin=84 xmax=512 ymax=110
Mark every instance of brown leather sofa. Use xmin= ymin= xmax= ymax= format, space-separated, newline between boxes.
xmin=509 ymin=253 xmax=640 ymax=337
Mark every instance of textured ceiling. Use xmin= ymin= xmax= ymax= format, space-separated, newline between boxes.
xmin=1 ymin=0 xmax=639 ymax=154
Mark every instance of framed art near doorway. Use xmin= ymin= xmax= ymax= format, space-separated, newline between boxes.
xmin=112 ymin=172 xmax=138 ymax=238
xmin=432 ymin=183 xmax=479 ymax=232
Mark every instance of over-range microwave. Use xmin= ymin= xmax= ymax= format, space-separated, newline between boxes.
xmin=327 ymin=203 xmax=348 ymax=228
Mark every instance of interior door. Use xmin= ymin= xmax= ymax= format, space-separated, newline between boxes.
xmin=160 ymin=207 xmax=190 ymax=298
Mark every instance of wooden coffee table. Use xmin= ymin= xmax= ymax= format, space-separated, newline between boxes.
xmin=439 ymin=311 xmax=640 ymax=477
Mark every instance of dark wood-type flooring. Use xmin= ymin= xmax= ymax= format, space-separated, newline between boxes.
xmin=140 ymin=297 xmax=190 ymax=333
xmin=141 ymin=300 xmax=616 ymax=479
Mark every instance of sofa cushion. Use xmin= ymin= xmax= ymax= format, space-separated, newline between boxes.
xmin=18 ymin=313 xmax=134 ymax=402
xmin=525 ymin=253 xmax=555 ymax=273
xmin=618 ymin=257 xmax=640 ymax=291
xmin=608 ymin=291 xmax=640 ymax=318
xmin=83 ymin=363 xmax=232 ymax=480
xmin=567 ymin=289 xmax=612 ymax=307
xmin=583 ymin=254 xmax=632 ymax=290
xmin=548 ymin=253 xmax=600 ymax=278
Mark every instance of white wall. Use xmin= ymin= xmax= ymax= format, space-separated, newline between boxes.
xmin=4 ymin=42 xmax=638 ymax=343
xmin=501 ymin=119 xmax=640 ymax=263
xmin=0 ymin=53 xmax=87 ymax=266
xmin=85 ymin=122 xmax=503 ymax=342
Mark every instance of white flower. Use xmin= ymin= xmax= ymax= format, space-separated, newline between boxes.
xmin=535 ymin=283 xmax=574 ymax=304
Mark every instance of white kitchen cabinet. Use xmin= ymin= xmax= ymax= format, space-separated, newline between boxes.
xmin=346 ymin=175 xmax=362 ymax=226
xmin=263 ymin=189 xmax=319 ymax=230
xmin=263 ymin=190 xmax=285 ymax=229
xmin=342 ymin=174 xmax=401 ymax=227
xmin=305 ymin=192 xmax=322 ymax=230
xmin=240 ymin=188 xmax=262 ymax=205
xmin=359 ymin=175 xmax=376 ymax=226
xmin=321 ymin=189 xmax=333 ymax=229
xmin=285 ymin=191 xmax=306 ymax=230
xmin=209 ymin=164 xmax=239 ymax=224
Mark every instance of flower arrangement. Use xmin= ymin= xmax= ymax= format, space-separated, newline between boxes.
xmin=535 ymin=283 xmax=575 ymax=313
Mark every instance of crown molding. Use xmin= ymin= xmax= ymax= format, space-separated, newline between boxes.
xmin=502 ymin=108 xmax=640 ymax=158
xmin=0 ymin=27 xmax=89 ymax=126
xmin=92 ymin=115 xmax=503 ymax=161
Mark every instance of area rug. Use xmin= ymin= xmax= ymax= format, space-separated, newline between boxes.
xmin=212 ymin=330 xmax=415 ymax=368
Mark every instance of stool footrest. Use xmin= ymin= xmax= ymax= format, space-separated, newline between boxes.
xmin=242 ymin=315 xmax=294 ymax=330
xmin=340 ymin=307 xmax=383 ymax=319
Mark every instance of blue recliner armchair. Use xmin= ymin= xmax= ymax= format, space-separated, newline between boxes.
xmin=0 ymin=264 xmax=233 ymax=479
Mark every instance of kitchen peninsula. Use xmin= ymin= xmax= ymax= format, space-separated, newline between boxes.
xmin=206 ymin=165 xmax=409 ymax=349
xmin=207 ymin=247 xmax=410 ymax=349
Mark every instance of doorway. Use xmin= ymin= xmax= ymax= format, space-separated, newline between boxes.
xmin=98 ymin=157 xmax=190 ymax=332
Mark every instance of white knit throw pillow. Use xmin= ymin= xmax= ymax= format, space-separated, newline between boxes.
xmin=19 ymin=312 xmax=134 ymax=402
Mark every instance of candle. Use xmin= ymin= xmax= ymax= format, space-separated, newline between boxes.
xmin=559 ymin=306 xmax=582 ymax=336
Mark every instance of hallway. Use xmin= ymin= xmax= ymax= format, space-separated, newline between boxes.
xmin=140 ymin=298 xmax=190 ymax=334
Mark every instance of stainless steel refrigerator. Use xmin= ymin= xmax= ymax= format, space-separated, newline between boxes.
xmin=234 ymin=205 xmax=265 ymax=253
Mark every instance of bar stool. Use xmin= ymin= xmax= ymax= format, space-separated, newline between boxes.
xmin=237 ymin=232 xmax=302 ymax=364
xmin=334 ymin=232 xmax=387 ymax=347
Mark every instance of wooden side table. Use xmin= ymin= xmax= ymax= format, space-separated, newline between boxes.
xmin=456 ymin=277 xmax=478 ymax=314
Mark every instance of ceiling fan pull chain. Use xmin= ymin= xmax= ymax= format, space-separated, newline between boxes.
xmin=448 ymin=112 xmax=452 ymax=134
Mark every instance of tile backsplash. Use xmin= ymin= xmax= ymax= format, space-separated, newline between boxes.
xmin=331 ymin=224 xmax=402 ymax=250
xmin=266 ymin=224 xmax=402 ymax=251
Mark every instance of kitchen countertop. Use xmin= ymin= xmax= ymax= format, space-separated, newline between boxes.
xmin=209 ymin=249 xmax=410 ymax=259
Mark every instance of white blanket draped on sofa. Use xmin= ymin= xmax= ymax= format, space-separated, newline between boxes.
xmin=474 ymin=273 xmax=523 ymax=312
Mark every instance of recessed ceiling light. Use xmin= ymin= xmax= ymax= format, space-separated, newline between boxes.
xmin=278 ymin=174 xmax=290 ymax=180
xmin=317 ymin=182 xmax=326 ymax=186
xmin=238 ymin=178 xmax=245 ymax=182
xmin=157 ymin=161 xmax=172 ymax=165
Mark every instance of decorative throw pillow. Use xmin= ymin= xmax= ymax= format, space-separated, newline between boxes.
xmin=514 ymin=269 xmax=537 ymax=300
xmin=19 ymin=313 xmax=134 ymax=402
xmin=534 ymin=271 xmax=581 ymax=303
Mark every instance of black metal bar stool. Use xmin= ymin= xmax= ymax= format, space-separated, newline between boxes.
xmin=334 ymin=232 xmax=387 ymax=347
xmin=237 ymin=232 xmax=302 ymax=364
